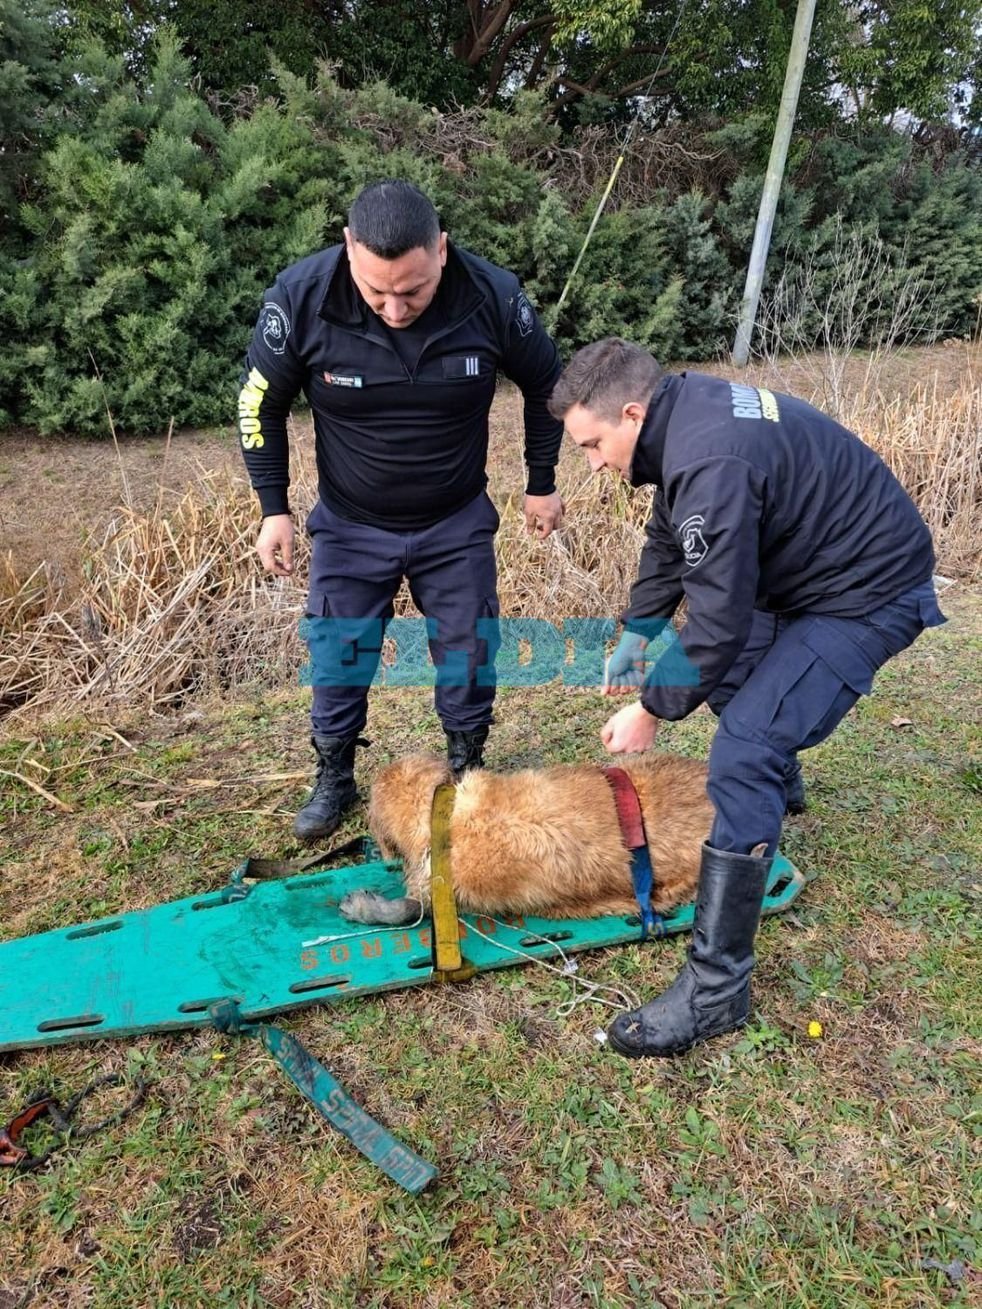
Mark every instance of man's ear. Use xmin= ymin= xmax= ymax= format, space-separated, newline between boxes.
xmin=343 ymin=226 xmax=354 ymax=256
xmin=623 ymin=401 xmax=647 ymax=425
xmin=438 ymin=231 xmax=448 ymax=265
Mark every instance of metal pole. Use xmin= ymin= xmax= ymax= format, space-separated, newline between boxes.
xmin=732 ymin=0 xmax=817 ymax=366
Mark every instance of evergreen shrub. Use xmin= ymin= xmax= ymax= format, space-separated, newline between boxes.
xmin=1 ymin=30 xmax=979 ymax=436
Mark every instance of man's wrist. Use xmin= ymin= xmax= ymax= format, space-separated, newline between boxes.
xmin=622 ymin=615 xmax=672 ymax=639
xmin=257 ymin=488 xmax=291 ymax=517
xmin=525 ymin=465 xmax=557 ymax=497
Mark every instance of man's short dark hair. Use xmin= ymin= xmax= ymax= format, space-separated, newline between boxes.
xmin=347 ymin=180 xmax=442 ymax=259
xmin=548 ymin=338 xmax=664 ymax=423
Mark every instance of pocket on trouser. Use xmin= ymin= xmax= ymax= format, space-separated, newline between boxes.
xmin=917 ymin=588 xmax=946 ymax=629
xmin=434 ymin=595 xmax=498 ymax=728
xmin=302 ymin=597 xmax=384 ymax=690
xmin=723 ymin=621 xmax=873 ymax=760
xmin=305 ymin=499 xmax=331 ymax=536
xmin=481 ymin=491 xmax=501 ymax=535
xmin=864 ymin=580 xmax=946 ymax=652
xmin=800 ymin=619 xmax=877 ymax=695
xmin=767 ymin=655 xmax=863 ymax=757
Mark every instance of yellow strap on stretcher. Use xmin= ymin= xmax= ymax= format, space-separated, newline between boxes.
xmin=429 ymin=783 xmax=475 ymax=981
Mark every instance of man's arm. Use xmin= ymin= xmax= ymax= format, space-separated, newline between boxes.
xmin=499 ymin=288 xmax=564 ymax=535
xmin=238 ymin=291 xmax=306 ymax=574
xmin=622 ymin=490 xmax=686 ymax=632
xmin=640 ymin=457 xmax=763 ymax=721
xmin=238 ymin=292 xmax=306 ymax=519
xmin=601 ymin=492 xmax=685 ymax=695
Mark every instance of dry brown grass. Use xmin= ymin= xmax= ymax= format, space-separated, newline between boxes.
xmin=843 ymin=377 xmax=981 ymax=576
xmin=0 ymin=467 xmax=290 ymax=714
xmin=1 ymin=345 xmax=978 ymax=720
xmin=734 ymin=352 xmax=982 ymax=578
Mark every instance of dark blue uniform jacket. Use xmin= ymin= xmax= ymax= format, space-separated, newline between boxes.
xmin=238 ymin=242 xmax=563 ymax=529
xmin=624 ymin=372 xmax=936 ymax=720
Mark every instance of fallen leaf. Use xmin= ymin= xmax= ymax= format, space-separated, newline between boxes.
xmin=890 ymin=716 xmax=913 ymax=729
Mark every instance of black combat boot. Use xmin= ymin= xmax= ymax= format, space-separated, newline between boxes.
xmin=785 ymin=757 xmax=806 ymax=815
xmin=607 ymin=843 xmax=772 ymax=1057
xmin=292 ymin=734 xmax=360 ymax=840
xmin=445 ymin=727 xmax=489 ymax=780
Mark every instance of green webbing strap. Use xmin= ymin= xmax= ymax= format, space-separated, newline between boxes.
xmin=209 ymin=1000 xmax=437 ymax=1195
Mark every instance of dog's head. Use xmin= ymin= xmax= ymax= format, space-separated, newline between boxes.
xmin=368 ymin=753 xmax=451 ymax=860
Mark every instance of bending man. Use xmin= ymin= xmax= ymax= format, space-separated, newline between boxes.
xmin=549 ymin=338 xmax=944 ymax=1057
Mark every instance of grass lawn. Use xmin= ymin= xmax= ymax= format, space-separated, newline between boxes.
xmin=0 ymin=588 xmax=979 ymax=1309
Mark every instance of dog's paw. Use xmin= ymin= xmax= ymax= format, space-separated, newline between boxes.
xmin=339 ymin=891 xmax=422 ymax=926
xmin=339 ymin=891 xmax=386 ymax=923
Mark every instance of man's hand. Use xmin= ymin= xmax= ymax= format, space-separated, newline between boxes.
xmin=601 ymin=701 xmax=660 ymax=754
xmin=603 ymin=630 xmax=650 ymax=696
xmin=256 ymin=514 xmax=295 ymax=576
xmin=524 ymin=491 xmax=564 ymax=540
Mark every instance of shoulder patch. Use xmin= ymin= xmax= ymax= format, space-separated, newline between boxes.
xmin=679 ymin=514 xmax=709 ymax=568
xmin=514 ymin=291 xmax=535 ymax=338
xmin=260 ymin=301 xmax=291 ymax=355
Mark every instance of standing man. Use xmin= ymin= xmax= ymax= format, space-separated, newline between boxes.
xmin=239 ymin=180 xmax=564 ymax=840
xmin=548 ymin=338 xmax=944 ymax=1058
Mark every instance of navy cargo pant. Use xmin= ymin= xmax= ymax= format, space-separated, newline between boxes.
xmin=703 ymin=580 xmax=944 ymax=856
xmin=304 ymin=492 xmax=500 ymax=738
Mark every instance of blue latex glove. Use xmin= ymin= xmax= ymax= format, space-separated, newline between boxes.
xmin=603 ymin=630 xmax=650 ymax=694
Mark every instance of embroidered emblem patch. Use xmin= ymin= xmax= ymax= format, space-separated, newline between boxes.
xmin=260 ymin=302 xmax=290 ymax=355
xmin=323 ymin=373 xmax=363 ymax=388
xmin=679 ymin=514 xmax=709 ymax=568
xmin=515 ymin=292 xmax=535 ymax=338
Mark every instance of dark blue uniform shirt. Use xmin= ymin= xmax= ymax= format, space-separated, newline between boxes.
xmin=624 ymin=372 xmax=936 ymax=720
xmin=238 ymin=242 xmax=563 ymax=529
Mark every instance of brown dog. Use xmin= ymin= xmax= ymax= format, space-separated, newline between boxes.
xmin=338 ymin=752 xmax=713 ymax=926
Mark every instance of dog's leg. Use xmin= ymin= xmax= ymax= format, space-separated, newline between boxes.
xmin=338 ymin=890 xmax=422 ymax=926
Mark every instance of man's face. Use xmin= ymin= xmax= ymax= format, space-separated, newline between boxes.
xmin=563 ymin=401 xmax=646 ymax=476
xmin=344 ymin=228 xmax=447 ymax=329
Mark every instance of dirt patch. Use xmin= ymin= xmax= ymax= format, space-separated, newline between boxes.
xmin=0 ymin=423 xmax=246 ymax=581
xmin=173 ymin=1194 xmax=224 ymax=1261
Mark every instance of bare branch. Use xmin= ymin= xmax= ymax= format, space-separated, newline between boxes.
xmin=483 ymin=14 xmax=555 ymax=101
xmin=553 ymin=51 xmax=672 ymax=108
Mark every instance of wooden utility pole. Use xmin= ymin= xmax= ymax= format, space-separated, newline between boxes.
xmin=732 ymin=0 xmax=818 ymax=366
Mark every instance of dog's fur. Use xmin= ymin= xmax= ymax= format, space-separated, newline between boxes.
xmin=338 ymin=752 xmax=713 ymax=927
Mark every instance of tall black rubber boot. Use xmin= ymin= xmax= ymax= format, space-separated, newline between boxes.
xmin=607 ymin=843 xmax=772 ymax=1057
xmin=445 ymin=727 xmax=489 ymax=780
xmin=292 ymin=734 xmax=360 ymax=841
xmin=785 ymin=757 xmax=806 ymax=815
